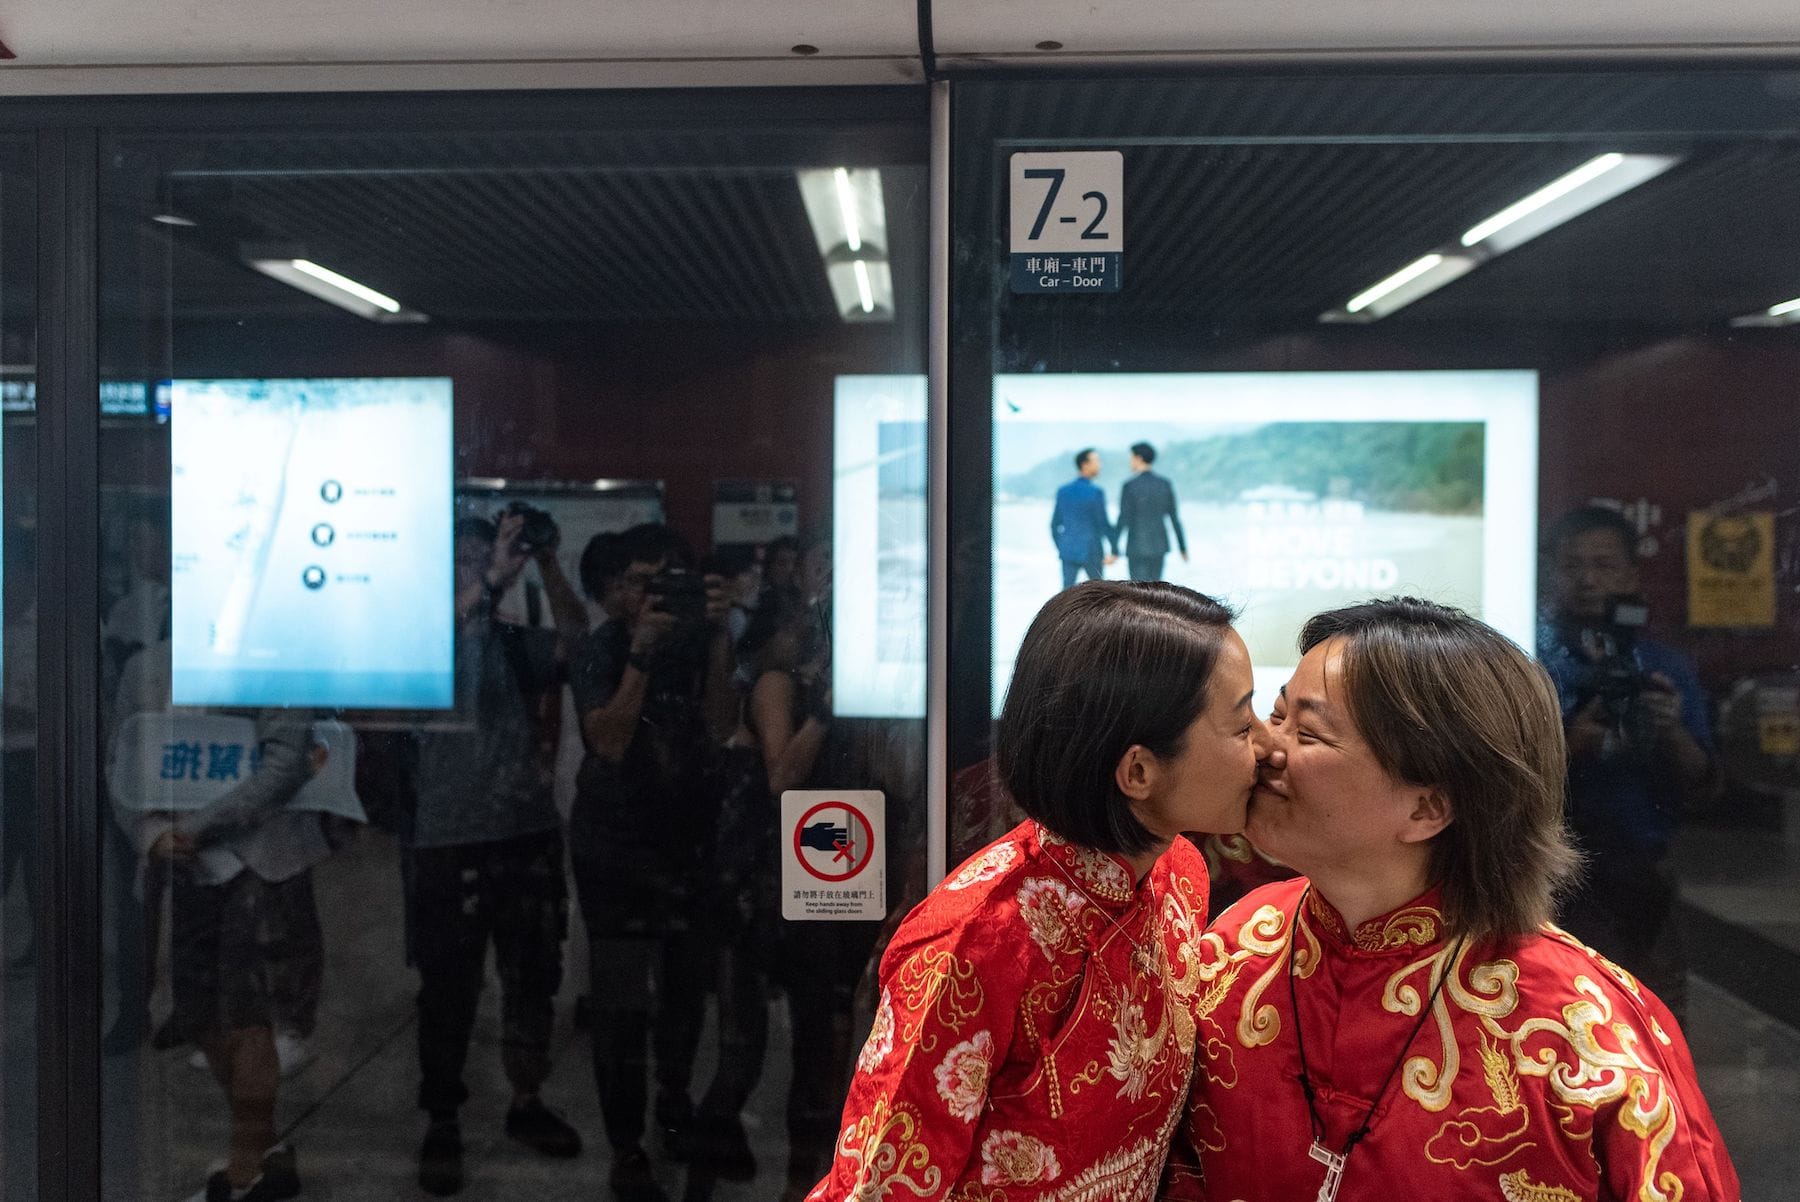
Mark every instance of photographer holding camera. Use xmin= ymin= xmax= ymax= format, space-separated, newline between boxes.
xmin=409 ymin=507 xmax=589 ymax=1195
xmin=568 ymin=523 xmax=737 ymax=1202
xmin=1539 ymin=506 xmax=1715 ymax=1020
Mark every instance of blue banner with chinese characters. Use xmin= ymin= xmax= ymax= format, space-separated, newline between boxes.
xmin=108 ymin=712 xmax=365 ymax=822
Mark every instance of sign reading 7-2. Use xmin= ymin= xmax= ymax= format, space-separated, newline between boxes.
xmin=1022 ymin=168 xmax=1111 ymax=242
xmin=1009 ymin=151 xmax=1122 ymax=293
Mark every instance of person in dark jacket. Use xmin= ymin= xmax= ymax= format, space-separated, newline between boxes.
xmin=1049 ymin=448 xmax=1117 ymax=589
xmin=1115 ymin=442 xmax=1188 ymax=581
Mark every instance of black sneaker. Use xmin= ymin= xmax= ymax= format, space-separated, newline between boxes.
xmin=200 ymin=1152 xmax=300 ymax=1202
xmin=256 ymin=1146 xmax=300 ymax=1200
xmin=418 ymin=1117 xmax=464 ymax=1196
xmin=690 ymin=1115 xmax=756 ymax=1182
xmin=505 ymin=1097 xmax=582 ymax=1158
xmin=609 ymin=1146 xmax=671 ymax=1202
xmin=653 ymin=1101 xmax=694 ymax=1163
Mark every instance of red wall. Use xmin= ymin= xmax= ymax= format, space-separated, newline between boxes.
xmin=1538 ymin=335 xmax=1800 ymax=685
xmin=126 ymin=315 xmax=1800 ymax=695
xmin=144 ymin=316 xmax=919 ymax=553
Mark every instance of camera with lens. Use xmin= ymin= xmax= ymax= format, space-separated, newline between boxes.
xmin=1563 ymin=593 xmax=1656 ymax=747
xmin=639 ymin=567 xmax=711 ymax=707
xmin=502 ymin=501 xmax=559 ymax=555
xmin=649 ymin=566 xmax=708 ymax=625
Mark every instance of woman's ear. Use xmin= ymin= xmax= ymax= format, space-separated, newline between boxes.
xmin=1400 ymin=788 xmax=1454 ymax=844
xmin=1115 ymin=744 xmax=1157 ymax=802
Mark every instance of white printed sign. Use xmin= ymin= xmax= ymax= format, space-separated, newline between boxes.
xmin=781 ymin=789 xmax=886 ymax=921
xmin=1009 ymin=151 xmax=1123 ymax=293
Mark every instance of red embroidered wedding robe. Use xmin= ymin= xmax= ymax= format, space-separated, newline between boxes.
xmin=1166 ymin=878 xmax=1741 ymax=1202
xmin=806 ymin=820 xmax=1210 ymax=1202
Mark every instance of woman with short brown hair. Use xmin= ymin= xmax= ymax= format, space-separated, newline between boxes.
xmin=806 ymin=581 xmax=1268 ymax=1202
xmin=1168 ymin=597 xmax=1739 ymax=1202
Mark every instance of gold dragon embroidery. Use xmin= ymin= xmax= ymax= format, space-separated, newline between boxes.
xmin=1218 ymin=897 xmax=1697 ymax=1200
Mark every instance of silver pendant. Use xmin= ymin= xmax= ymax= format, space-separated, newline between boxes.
xmin=1308 ymin=1141 xmax=1345 ymax=1202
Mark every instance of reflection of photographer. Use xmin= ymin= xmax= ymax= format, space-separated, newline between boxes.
xmin=409 ymin=510 xmax=589 ymax=1195
xmin=567 ymin=523 xmax=737 ymax=1201
xmin=1540 ymin=507 xmax=1715 ymax=1019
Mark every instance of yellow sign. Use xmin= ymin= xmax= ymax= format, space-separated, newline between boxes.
xmin=1759 ymin=713 xmax=1800 ymax=757
xmin=1687 ymin=511 xmax=1776 ymax=628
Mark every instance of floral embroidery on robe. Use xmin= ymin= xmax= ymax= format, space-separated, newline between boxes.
xmin=806 ymin=821 xmax=1211 ymax=1202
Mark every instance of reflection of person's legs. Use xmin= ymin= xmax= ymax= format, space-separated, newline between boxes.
xmin=492 ymin=832 xmax=565 ymax=1099
xmin=174 ymin=869 xmax=301 ymax=1194
xmin=1129 ymin=555 xmax=1164 ymax=581
xmin=1622 ymin=858 xmax=1688 ymax=1022
xmin=780 ymin=924 xmax=870 ymax=1194
xmin=697 ymin=936 xmax=769 ymax=1121
xmin=1561 ymin=842 xmax=1686 ymax=1018
xmin=650 ymin=920 xmax=708 ymax=1138
xmin=266 ymin=868 xmax=323 ymax=1042
xmin=589 ymin=930 xmax=654 ymax=1140
xmin=491 ymin=830 xmax=582 ymax=1157
xmin=197 ymin=1026 xmax=280 ymax=1190
xmin=102 ymin=812 xmax=155 ymax=1051
xmin=411 ymin=843 xmax=492 ymax=1119
xmin=1061 ymin=560 xmax=1080 ymax=589
xmin=571 ymin=835 xmax=654 ymax=1154
xmin=1082 ymin=556 xmax=1105 ymax=582
xmin=694 ymin=934 xmax=768 ymax=1181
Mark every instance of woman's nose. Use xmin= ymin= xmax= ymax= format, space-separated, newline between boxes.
xmin=1250 ymin=718 xmax=1281 ymax=763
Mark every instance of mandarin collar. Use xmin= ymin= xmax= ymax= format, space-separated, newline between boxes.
xmin=1302 ymin=884 xmax=1447 ymax=955
xmin=1032 ymin=822 xmax=1145 ymax=910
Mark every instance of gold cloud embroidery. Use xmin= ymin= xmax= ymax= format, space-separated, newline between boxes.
xmin=837 ymin=1096 xmax=943 ymax=1201
xmin=892 ymin=946 xmax=984 ymax=1067
xmin=1498 ymin=1169 xmax=1584 ymax=1202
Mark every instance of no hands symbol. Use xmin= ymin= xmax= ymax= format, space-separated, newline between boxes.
xmin=793 ymin=799 xmax=876 ymax=883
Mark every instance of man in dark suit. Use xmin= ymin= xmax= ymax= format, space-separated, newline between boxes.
xmin=1115 ymin=442 xmax=1188 ymax=581
xmin=1049 ymin=448 xmax=1117 ymax=589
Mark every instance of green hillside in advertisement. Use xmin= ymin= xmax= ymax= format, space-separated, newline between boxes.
xmin=1005 ymin=421 xmax=1485 ymax=515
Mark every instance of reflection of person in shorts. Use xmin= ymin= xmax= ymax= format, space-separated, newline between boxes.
xmin=144 ymin=712 xmax=328 ymax=1202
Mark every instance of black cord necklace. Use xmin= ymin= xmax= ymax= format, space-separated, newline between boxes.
xmin=1286 ymin=888 xmax=1467 ymax=1202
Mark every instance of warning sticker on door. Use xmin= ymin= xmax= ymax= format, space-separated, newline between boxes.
xmin=781 ymin=790 xmax=886 ymax=921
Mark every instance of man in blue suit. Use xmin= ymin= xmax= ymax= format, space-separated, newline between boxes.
xmin=1050 ymin=448 xmax=1117 ymax=589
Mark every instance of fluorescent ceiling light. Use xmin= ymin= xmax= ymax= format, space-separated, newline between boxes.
xmin=1323 ymin=253 xmax=1477 ymax=322
xmin=151 ymin=213 xmax=197 ymax=228
xmin=835 ymin=167 xmax=863 ymax=252
xmin=798 ymin=167 xmax=893 ymax=322
xmin=1730 ymin=294 xmax=1800 ymax=327
xmin=853 ymin=259 xmax=875 ymax=313
xmin=291 ymin=259 xmax=401 ymax=313
xmin=246 ymin=255 xmax=425 ymax=323
xmin=1324 ymin=150 xmax=1678 ymax=323
xmin=1459 ymin=153 xmax=1678 ymax=253
xmin=798 ymin=167 xmax=887 ymax=259
xmin=1348 ymin=254 xmax=1446 ymax=314
xmin=825 ymin=259 xmax=893 ymax=322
